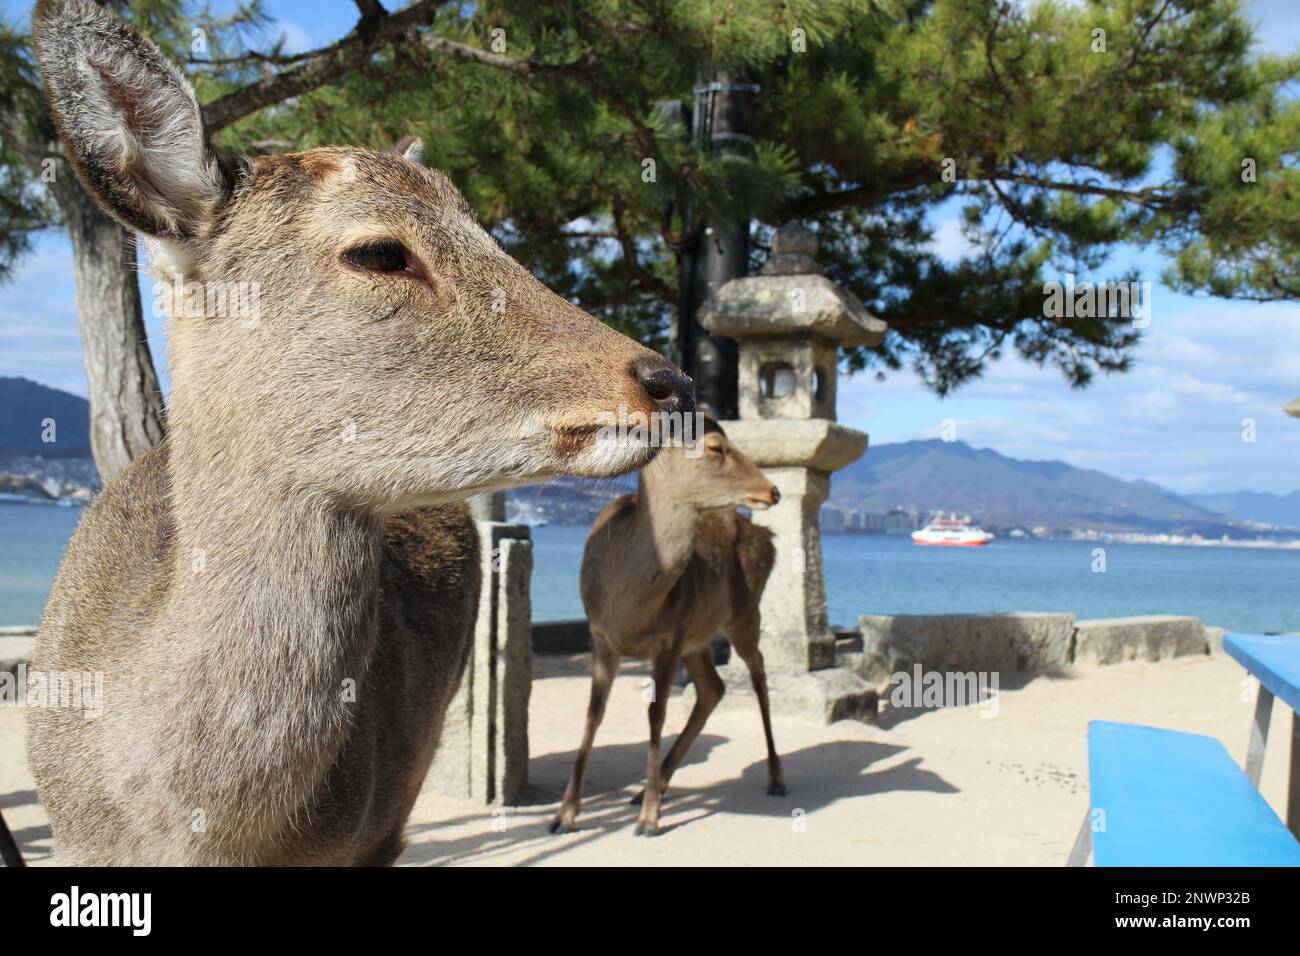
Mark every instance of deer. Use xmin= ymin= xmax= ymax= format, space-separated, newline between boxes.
xmin=26 ymin=0 xmax=692 ymax=866
xmin=550 ymin=417 xmax=784 ymax=836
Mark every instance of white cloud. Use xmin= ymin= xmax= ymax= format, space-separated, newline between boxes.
xmin=0 ymin=240 xmax=85 ymax=395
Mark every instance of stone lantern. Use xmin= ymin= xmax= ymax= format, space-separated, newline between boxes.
xmin=697 ymin=223 xmax=887 ymax=720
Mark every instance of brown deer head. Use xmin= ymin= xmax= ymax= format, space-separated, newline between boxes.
xmin=32 ymin=0 xmax=692 ymax=509
xmin=645 ymin=416 xmax=779 ymax=512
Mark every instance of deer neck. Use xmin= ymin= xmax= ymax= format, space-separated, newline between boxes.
xmin=167 ymin=452 xmax=385 ymax=680
xmin=633 ymin=468 xmax=705 ymax=591
xmin=160 ymin=406 xmax=388 ymax=816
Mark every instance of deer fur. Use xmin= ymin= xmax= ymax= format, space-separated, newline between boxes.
xmin=28 ymin=0 xmax=691 ymax=866
xmin=551 ymin=418 xmax=784 ymax=836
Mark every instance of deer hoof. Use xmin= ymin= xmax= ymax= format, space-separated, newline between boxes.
xmin=633 ymin=820 xmax=659 ymax=837
xmin=767 ymin=781 xmax=787 ymax=797
xmin=548 ymin=817 xmax=576 ymax=835
xmin=629 ymin=790 xmax=644 ymax=806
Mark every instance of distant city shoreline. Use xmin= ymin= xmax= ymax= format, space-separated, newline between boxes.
xmin=819 ymin=524 xmax=1300 ymax=548
xmin=4 ymin=438 xmax=1299 ymax=545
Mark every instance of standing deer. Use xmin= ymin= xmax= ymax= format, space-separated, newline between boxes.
xmin=551 ymin=417 xmax=784 ymax=836
xmin=27 ymin=0 xmax=691 ymax=866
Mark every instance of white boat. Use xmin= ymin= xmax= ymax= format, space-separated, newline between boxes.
xmin=911 ymin=514 xmax=994 ymax=547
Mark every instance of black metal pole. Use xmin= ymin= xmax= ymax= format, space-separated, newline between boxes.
xmin=678 ymin=69 xmax=758 ymax=421
xmin=0 ymin=810 xmax=24 ymax=866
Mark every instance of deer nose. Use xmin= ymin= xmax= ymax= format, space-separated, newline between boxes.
xmin=770 ymin=487 xmax=781 ymax=505
xmin=633 ymin=359 xmax=695 ymax=416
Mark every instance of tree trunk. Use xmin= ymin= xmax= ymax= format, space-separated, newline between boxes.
xmin=56 ymin=179 xmax=166 ymax=482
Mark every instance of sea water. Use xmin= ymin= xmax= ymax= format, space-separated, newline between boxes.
xmin=3 ymin=505 xmax=1297 ymax=635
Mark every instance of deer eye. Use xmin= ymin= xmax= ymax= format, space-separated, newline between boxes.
xmin=342 ymin=240 xmax=409 ymax=273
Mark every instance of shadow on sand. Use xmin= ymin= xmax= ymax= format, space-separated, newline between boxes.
xmin=400 ymin=735 xmax=956 ymax=866
xmin=0 ymin=788 xmax=53 ymax=863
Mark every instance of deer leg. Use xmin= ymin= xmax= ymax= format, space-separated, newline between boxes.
xmin=635 ymin=643 xmax=683 ymax=836
xmin=632 ymin=648 xmax=724 ymax=805
xmin=549 ymin=639 xmax=620 ymax=834
xmin=730 ymin=619 xmax=786 ymax=797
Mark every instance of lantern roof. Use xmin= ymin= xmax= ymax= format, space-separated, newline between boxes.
xmin=699 ymin=221 xmax=887 ymax=347
xmin=699 ymin=273 xmax=887 ymax=347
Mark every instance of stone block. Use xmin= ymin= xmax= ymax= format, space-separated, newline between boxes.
xmin=531 ymin=619 xmax=591 ymax=655
xmin=0 ymin=636 xmax=36 ymax=675
xmin=1074 ymin=615 xmax=1209 ymax=666
xmin=858 ymin=612 xmax=1076 ymax=678
xmin=1204 ymin=626 xmax=1228 ymax=654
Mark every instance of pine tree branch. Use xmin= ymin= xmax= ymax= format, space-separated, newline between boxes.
xmin=786 ymin=168 xmax=936 ymax=216
xmin=354 ymin=0 xmax=387 ymax=20
xmin=201 ymin=0 xmax=442 ymax=132
xmin=188 ymin=46 xmax=338 ymax=69
xmin=612 ymin=197 xmax=674 ymax=302
xmin=787 ymin=164 xmax=1183 ymax=219
xmin=994 ymin=171 xmax=1182 ymax=209
xmin=418 ymin=31 xmax=538 ymax=75
xmin=415 ymin=35 xmax=661 ymax=159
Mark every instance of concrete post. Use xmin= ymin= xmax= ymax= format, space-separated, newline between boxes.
xmin=423 ymin=521 xmax=532 ymax=803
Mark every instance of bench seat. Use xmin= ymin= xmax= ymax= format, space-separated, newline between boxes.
xmin=1088 ymin=720 xmax=1300 ymax=866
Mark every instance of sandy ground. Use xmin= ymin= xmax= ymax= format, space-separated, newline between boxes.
xmin=1 ymin=650 xmax=1291 ymax=866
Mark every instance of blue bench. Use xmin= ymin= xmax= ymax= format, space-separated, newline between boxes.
xmin=1069 ymin=632 xmax=1300 ymax=867
xmin=1071 ymin=721 xmax=1300 ymax=865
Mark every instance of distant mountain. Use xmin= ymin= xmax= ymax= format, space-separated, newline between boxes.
xmin=1186 ymin=489 xmax=1300 ymax=529
xmin=0 ymin=377 xmax=1283 ymax=536
xmin=0 ymin=377 xmax=91 ymax=457
xmin=504 ymin=440 xmax=1256 ymax=535
xmin=509 ymin=474 xmax=636 ymax=526
xmin=826 ymin=439 xmax=1240 ymax=535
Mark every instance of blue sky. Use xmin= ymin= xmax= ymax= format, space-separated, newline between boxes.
xmin=1 ymin=0 xmax=1298 ymax=495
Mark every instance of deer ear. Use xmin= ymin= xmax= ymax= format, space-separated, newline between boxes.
xmin=389 ymin=136 xmax=424 ymax=165
xmin=32 ymin=0 xmax=231 ymax=241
